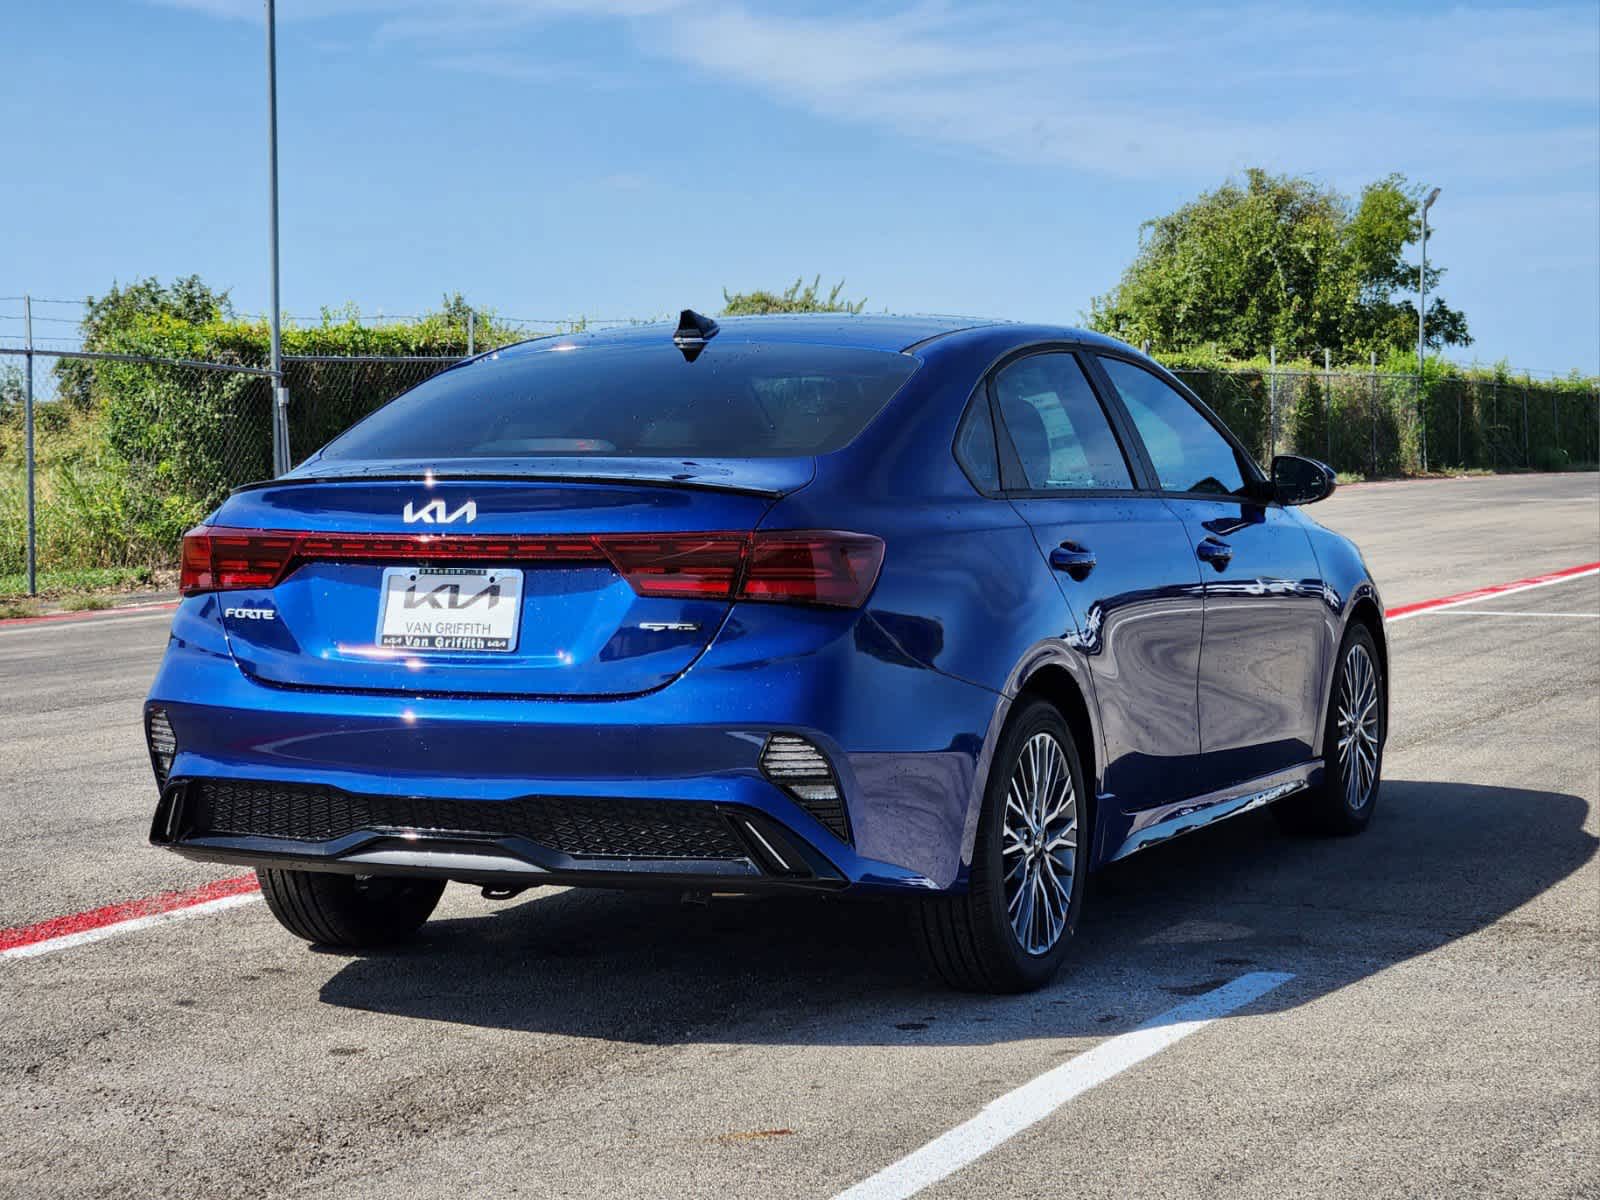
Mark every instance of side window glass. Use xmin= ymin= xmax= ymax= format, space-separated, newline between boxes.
xmin=953 ymin=393 xmax=999 ymax=492
xmin=1099 ymin=358 xmax=1249 ymax=496
xmin=992 ymin=353 xmax=1133 ymax=491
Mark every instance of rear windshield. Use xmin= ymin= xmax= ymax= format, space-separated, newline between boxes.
xmin=318 ymin=340 xmax=919 ymax=460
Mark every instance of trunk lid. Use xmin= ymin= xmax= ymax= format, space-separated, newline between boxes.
xmin=208 ymin=466 xmax=805 ymax=698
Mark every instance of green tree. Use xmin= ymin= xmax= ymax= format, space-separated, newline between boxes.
xmin=1088 ymin=170 xmax=1470 ymax=362
xmin=721 ymin=276 xmax=866 ymax=316
xmin=56 ymin=275 xmax=234 ymax=408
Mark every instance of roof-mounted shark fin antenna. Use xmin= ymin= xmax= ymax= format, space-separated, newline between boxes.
xmin=672 ymin=309 xmax=720 ymax=362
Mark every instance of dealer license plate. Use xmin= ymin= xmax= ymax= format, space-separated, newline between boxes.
xmin=376 ymin=567 xmax=522 ymax=653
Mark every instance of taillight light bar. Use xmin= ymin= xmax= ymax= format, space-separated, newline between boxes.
xmin=178 ymin=526 xmax=885 ymax=608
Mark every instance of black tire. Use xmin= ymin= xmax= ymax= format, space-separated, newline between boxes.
xmin=912 ymin=697 xmax=1090 ymax=993
xmin=1274 ymin=622 xmax=1385 ymax=836
xmin=257 ymin=869 xmax=445 ymax=947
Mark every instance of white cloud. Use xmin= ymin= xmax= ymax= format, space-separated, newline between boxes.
xmin=149 ymin=0 xmax=1600 ymax=184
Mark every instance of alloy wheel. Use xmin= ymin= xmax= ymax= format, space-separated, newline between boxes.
xmin=1335 ymin=643 xmax=1381 ymax=810
xmin=1002 ymin=731 xmax=1078 ymax=955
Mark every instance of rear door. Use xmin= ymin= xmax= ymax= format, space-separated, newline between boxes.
xmin=990 ymin=350 xmax=1206 ymax=812
xmin=1092 ymin=354 xmax=1329 ymax=793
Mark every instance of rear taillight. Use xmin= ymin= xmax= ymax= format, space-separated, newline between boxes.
xmin=179 ymin=527 xmax=884 ymax=609
xmin=741 ymin=532 xmax=885 ymax=608
xmin=600 ymin=535 xmax=750 ymax=600
xmin=180 ymin=527 xmax=296 ymax=594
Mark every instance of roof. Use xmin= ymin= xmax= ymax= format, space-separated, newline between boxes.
xmin=495 ymin=312 xmax=1004 ymax=357
xmin=488 ymin=313 xmax=1144 ymax=363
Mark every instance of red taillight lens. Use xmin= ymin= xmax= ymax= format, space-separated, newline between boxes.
xmin=180 ymin=526 xmax=296 ymax=595
xmin=599 ymin=535 xmax=749 ymax=599
xmin=179 ymin=527 xmax=884 ymax=608
xmin=740 ymin=532 xmax=885 ymax=608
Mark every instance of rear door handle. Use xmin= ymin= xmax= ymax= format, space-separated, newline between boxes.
xmin=1049 ymin=540 xmax=1097 ymax=581
xmin=1196 ymin=536 xmax=1233 ymax=571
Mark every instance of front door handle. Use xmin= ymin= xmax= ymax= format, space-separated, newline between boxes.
xmin=1049 ymin=540 xmax=1097 ymax=581
xmin=1196 ymin=536 xmax=1233 ymax=571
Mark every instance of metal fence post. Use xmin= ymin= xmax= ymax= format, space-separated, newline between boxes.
xmin=1491 ymin=377 xmax=1499 ymax=468
xmin=1553 ymin=392 xmax=1560 ymax=462
xmin=467 ymin=309 xmax=476 ymax=357
xmin=272 ymin=384 xmax=292 ymax=475
xmin=23 ymin=294 xmax=37 ymax=596
xmin=1323 ymin=348 xmax=1332 ymax=465
xmin=1417 ymin=370 xmax=1428 ymax=473
xmin=1369 ymin=350 xmax=1378 ymax=478
xmin=1522 ymin=386 xmax=1530 ymax=466
xmin=1268 ymin=344 xmax=1277 ymax=460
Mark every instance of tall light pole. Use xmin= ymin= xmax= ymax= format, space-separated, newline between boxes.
xmin=265 ymin=0 xmax=288 ymax=475
xmin=1417 ymin=186 xmax=1440 ymax=472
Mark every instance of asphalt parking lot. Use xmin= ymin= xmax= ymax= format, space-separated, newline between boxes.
xmin=2 ymin=472 xmax=1597 ymax=1199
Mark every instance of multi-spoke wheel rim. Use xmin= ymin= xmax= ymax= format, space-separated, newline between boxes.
xmin=1002 ymin=732 xmax=1078 ymax=956
xmin=1335 ymin=643 xmax=1382 ymax=810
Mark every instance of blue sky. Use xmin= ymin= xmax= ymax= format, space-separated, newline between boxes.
xmin=3 ymin=1 xmax=1597 ymax=372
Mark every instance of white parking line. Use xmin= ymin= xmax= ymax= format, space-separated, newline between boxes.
xmin=1 ymin=894 xmax=260 ymax=961
xmin=832 ymin=971 xmax=1295 ymax=1200
xmin=1386 ymin=565 xmax=1598 ymax=622
xmin=1419 ymin=610 xmax=1597 ymax=619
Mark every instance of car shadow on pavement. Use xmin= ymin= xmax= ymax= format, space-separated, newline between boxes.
xmin=317 ymin=779 xmax=1595 ymax=1045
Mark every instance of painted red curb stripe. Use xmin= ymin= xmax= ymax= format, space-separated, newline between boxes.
xmin=1384 ymin=561 xmax=1600 ymax=619
xmin=0 ymin=874 xmax=260 ymax=953
xmin=0 ymin=600 xmax=179 ymax=627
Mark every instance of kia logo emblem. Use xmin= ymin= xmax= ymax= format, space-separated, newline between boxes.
xmin=402 ymin=499 xmax=477 ymax=525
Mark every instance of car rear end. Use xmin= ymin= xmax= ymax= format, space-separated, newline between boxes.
xmin=144 ymin=325 xmax=951 ymax=895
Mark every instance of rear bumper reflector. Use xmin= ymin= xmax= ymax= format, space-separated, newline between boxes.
xmin=760 ymin=733 xmax=851 ymax=843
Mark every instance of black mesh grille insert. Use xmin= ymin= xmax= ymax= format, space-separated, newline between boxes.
xmin=188 ymin=779 xmax=748 ymax=861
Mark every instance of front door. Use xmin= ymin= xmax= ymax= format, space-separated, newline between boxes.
xmin=1094 ymin=354 xmax=1329 ymax=795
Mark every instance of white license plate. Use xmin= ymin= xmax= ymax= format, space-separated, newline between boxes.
xmin=376 ymin=567 xmax=523 ymax=653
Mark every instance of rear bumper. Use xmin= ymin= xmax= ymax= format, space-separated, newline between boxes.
xmin=145 ymin=600 xmax=1004 ymax=891
xmin=152 ymin=778 xmax=847 ymax=892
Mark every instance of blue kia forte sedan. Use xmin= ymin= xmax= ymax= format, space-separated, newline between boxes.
xmin=145 ymin=312 xmax=1387 ymax=992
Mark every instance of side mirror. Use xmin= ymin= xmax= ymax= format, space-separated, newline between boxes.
xmin=1271 ymin=455 xmax=1336 ymax=506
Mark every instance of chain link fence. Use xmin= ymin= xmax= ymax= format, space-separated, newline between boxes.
xmin=1 ymin=347 xmax=461 ymax=592
xmin=1173 ymin=365 xmax=1599 ymax=477
xmin=3 ymin=343 xmax=1597 ymax=595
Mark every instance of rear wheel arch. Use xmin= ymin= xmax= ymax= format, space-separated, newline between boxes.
xmin=1344 ymin=595 xmax=1389 ymax=719
xmin=1015 ymin=664 xmax=1099 ymax=839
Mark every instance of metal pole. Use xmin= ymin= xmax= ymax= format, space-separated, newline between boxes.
xmin=1370 ymin=350 xmax=1378 ymax=478
xmin=467 ymin=309 xmax=476 ymax=357
xmin=1268 ymin=344 xmax=1277 ymax=460
xmin=23 ymin=294 xmax=37 ymax=597
xmin=265 ymin=0 xmax=289 ymax=476
xmin=1417 ymin=188 xmax=1439 ymax=473
xmin=1492 ymin=377 xmax=1499 ymax=469
xmin=1324 ymin=348 xmax=1332 ymax=465
xmin=1522 ymin=386 xmax=1530 ymax=466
